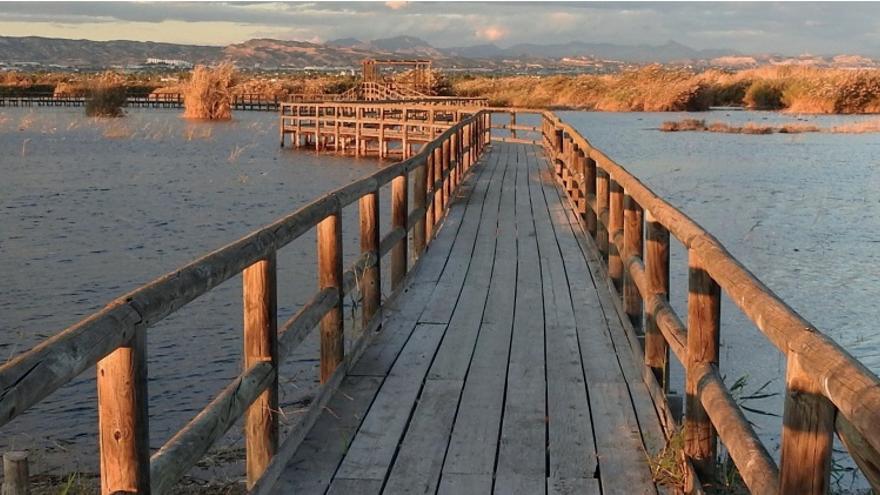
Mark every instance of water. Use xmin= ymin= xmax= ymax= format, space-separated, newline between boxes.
xmin=0 ymin=108 xmax=391 ymax=477
xmin=2 ymin=107 xmax=878 ymax=485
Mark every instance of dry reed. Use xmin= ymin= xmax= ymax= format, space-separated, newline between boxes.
xmin=183 ymin=63 xmax=236 ymax=120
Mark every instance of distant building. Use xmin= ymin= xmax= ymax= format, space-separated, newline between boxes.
xmin=145 ymin=58 xmax=193 ymax=69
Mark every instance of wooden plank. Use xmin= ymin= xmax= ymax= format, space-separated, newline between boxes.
xmin=326 ymin=478 xmax=383 ymax=495
xmin=418 ymin=148 xmax=496 ymax=324
xmin=548 ymin=477 xmax=601 ymax=495
xmin=534 ymin=147 xmax=659 ymax=494
xmin=494 ymin=144 xmax=547 ymax=495
xmin=441 ymin=144 xmax=518 ymax=479
xmin=382 ymin=150 xmax=505 ymax=494
xmin=270 ymin=375 xmax=382 ymax=494
xmin=438 ymin=473 xmax=493 ymax=495
xmin=383 ymin=379 xmax=464 ymax=494
xmin=427 ymin=149 xmax=503 ymax=379
xmin=330 ymin=323 xmax=446 ymax=482
xmin=526 ymin=147 xmax=597 ymax=480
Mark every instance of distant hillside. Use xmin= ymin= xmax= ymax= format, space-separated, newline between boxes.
xmin=0 ymin=35 xmax=874 ymax=70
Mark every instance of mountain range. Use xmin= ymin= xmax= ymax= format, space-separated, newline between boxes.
xmin=0 ymin=35 xmax=875 ymax=70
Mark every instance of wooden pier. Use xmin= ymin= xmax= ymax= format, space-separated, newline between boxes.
xmin=279 ymin=99 xmax=487 ymax=158
xmin=1 ymin=105 xmax=880 ymax=495
xmin=0 ymin=93 xmax=281 ymax=111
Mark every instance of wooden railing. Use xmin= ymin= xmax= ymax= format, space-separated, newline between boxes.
xmin=279 ymin=101 xmax=485 ymax=159
xmin=0 ymin=109 xmax=492 ymax=494
xmin=491 ymin=109 xmax=880 ymax=494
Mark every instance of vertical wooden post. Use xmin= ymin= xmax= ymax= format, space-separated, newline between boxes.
xmin=318 ymin=212 xmax=343 ymax=383
xmin=622 ymin=194 xmax=643 ymax=332
xmin=442 ymin=139 xmax=451 ymax=209
xmin=584 ymin=154 xmax=597 ymax=237
xmin=779 ymin=349 xmax=835 ymax=495
xmin=243 ymin=253 xmax=278 ymax=488
xmin=433 ymin=146 xmax=443 ymax=224
xmin=97 ymin=328 xmax=150 ymax=494
xmin=685 ymin=250 xmax=720 ymax=479
xmin=391 ymin=173 xmax=408 ymax=290
xmin=575 ymin=149 xmax=587 ymax=215
xmin=596 ymin=169 xmax=609 ymax=258
xmin=450 ymin=132 xmax=459 ymax=189
xmin=425 ymin=151 xmax=435 ymax=242
xmin=3 ymin=452 xmax=29 ymax=495
xmin=644 ymin=211 xmax=670 ymax=390
xmin=412 ymin=162 xmax=427 ymax=258
xmin=510 ymin=111 xmax=517 ymax=140
xmin=360 ymin=191 xmax=381 ymax=327
xmin=607 ymin=179 xmax=624 ymax=290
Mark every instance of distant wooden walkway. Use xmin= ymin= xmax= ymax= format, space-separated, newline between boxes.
xmin=270 ymin=142 xmax=663 ymax=494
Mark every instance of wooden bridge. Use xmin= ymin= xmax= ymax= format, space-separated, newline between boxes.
xmin=2 ymin=104 xmax=880 ymax=495
xmin=0 ymin=93 xmax=281 ymax=111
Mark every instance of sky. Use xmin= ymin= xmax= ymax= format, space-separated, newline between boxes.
xmin=1 ymin=1 xmax=880 ymax=56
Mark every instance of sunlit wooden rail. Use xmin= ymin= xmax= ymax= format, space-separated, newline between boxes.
xmin=0 ymin=109 xmax=490 ymax=494
xmin=279 ymin=100 xmax=487 ymax=158
xmin=519 ymin=108 xmax=880 ymax=494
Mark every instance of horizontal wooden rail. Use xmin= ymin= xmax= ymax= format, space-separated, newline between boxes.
xmin=520 ymin=107 xmax=880 ymax=494
xmin=0 ymin=107 xmax=491 ymax=493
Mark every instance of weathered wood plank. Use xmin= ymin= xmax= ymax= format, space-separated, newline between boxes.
xmin=383 ymin=379 xmax=464 ymax=494
xmin=269 ymin=375 xmax=382 ymax=494
xmin=526 ymin=147 xmax=597 ymax=480
xmin=438 ymin=473 xmax=493 ymax=495
xmin=494 ymin=144 xmax=547 ymax=495
xmin=440 ymin=144 xmax=518 ymax=478
xmin=330 ymin=323 xmax=446 ymax=482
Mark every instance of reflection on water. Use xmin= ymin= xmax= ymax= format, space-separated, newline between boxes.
xmin=0 ymin=108 xmax=388 ymax=476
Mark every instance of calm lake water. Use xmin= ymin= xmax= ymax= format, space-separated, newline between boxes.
xmin=2 ymin=107 xmax=878 ymax=483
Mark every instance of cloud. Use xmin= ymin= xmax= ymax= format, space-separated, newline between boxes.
xmin=475 ymin=25 xmax=507 ymax=42
xmin=385 ymin=1 xmax=409 ymax=10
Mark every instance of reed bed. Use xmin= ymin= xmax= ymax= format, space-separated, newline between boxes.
xmin=656 ymin=118 xmax=880 ymax=134
xmin=453 ymin=65 xmax=880 ymax=114
xmin=182 ymin=63 xmax=236 ymax=120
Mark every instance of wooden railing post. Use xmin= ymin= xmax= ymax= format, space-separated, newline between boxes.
xmin=596 ymin=169 xmax=609 ymax=259
xmin=391 ymin=173 xmax=408 ymax=289
xmin=2 ymin=452 xmax=29 ymax=495
xmin=318 ymin=212 xmax=344 ymax=383
xmin=623 ymin=194 xmax=643 ymax=332
xmin=412 ymin=162 xmax=427 ymax=258
xmin=779 ymin=348 xmax=835 ymax=495
xmin=608 ymin=179 xmax=624 ymax=290
xmin=644 ymin=211 xmax=670 ymax=390
xmin=433 ymin=146 xmax=443 ymax=224
xmin=442 ymin=138 xmax=451 ymax=210
xmin=97 ymin=328 xmax=150 ymax=494
xmin=584 ymin=153 xmax=597 ymax=237
xmin=360 ymin=191 xmax=381 ymax=326
xmin=425 ymin=150 xmax=435 ymax=242
xmin=574 ymin=148 xmax=587 ymax=216
xmin=685 ymin=249 xmax=720 ymax=479
xmin=450 ymin=132 xmax=459 ymax=189
xmin=243 ymin=253 xmax=278 ymax=488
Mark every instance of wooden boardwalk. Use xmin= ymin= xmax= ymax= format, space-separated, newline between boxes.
xmin=270 ymin=142 xmax=663 ymax=494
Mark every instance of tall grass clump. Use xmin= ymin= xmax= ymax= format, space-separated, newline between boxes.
xmin=85 ymin=72 xmax=127 ymax=118
xmin=183 ymin=63 xmax=236 ymax=120
xmin=743 ymin=80 xmax=784 ymax=110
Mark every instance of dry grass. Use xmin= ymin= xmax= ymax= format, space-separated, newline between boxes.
xmin=829 ymin=119 xmax=880 ymax=133
xmin=660 ymin=118 xmax=838 ymax=134
xmin=183 ymin=63 xmax=236 ymax=120
xmin=453 ymin=65 xmax=880 ymax=113
xmin=85 ymin=72 xmax=127 ymax=118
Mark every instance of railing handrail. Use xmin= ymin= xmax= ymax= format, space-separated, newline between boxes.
xmin=514 ymin=107 xmax=880 ymax=493
xmin=0 ymin=106 xmax=492 ymax=493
